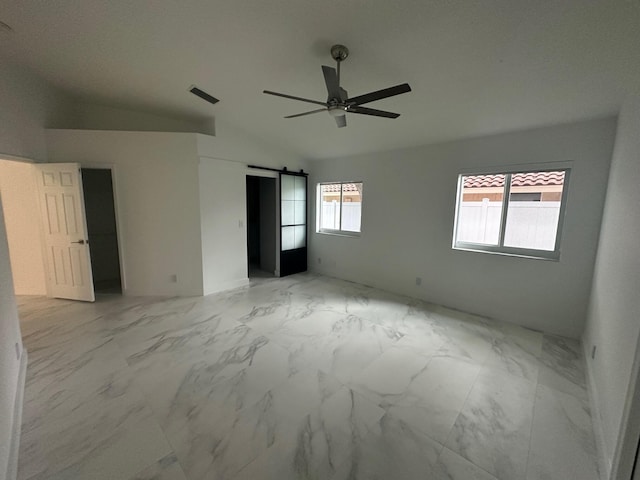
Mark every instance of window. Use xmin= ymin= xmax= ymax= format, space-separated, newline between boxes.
xmin=317 ymin=182 xmax=363 ymax=234
xmin=453 ymin=169 xmax=570 ymax=259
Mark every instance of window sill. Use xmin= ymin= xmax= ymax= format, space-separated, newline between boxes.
xmin=316 ymin=230 xmax=361 ymax=238
xmin=452 ymin=244 xmax=560 ymax=261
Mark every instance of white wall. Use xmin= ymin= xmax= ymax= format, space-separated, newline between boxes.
xmin=65 ymin=102 xmax=215 ymax=135
xmin=197 ymin=131 xmax=305 ymax=290
xmin=309 ymin=117 xmax=616 ymax=338
xmin=0 ymin=198 xmax=25 ymax=480
xmin=198 ymin=121 xmax=303 ymax=168
xmin=583 ymin=97 xmax=640 ymax=479
xmin=45 ymin=130 xmax=204 ymax=296
xmin=0 ymin=60 xmax=68 ymax=480
xmin=45 ymin=129 xmax=305 ymax=298
xmin=198 ymin=158 xmax=250 ymax=295
xmin=0 ymin=160 xmax=47 ymax=295
xmin=0 ymin=59 xmax=71 ymax=162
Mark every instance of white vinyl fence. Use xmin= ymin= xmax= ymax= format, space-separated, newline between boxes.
xmin=322 ymin=201 xmax=361 ymax=232
xmin=456 ymin=200 xmax=561 ymax=250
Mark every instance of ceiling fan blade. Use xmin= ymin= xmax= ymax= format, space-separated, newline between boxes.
xmin=334 ymin=115 xmax=347 ymax=128
xmin=346 ymin=83 xmax=412 ymax=106
xmin=284 ymin=108 xmax=327 ymax=119
xmin=347 ymin=105 xmax=400 ymax=118
xmin=263 ymin=90 xmax=327 ymax=107
xmin=322 ymin=65 xmax=341 ymax=100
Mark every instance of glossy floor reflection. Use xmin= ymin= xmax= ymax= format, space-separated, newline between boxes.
xmin=16 ymin=273 xmax=600 ymax=480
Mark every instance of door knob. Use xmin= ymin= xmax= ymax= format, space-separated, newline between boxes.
xmin=71 ymin=239 xmax=86 ymax=245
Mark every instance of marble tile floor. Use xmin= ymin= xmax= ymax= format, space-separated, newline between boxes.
xmin=15 ymin=273 xmax=600 ymax=480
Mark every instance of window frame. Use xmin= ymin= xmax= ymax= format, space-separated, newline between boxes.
xmin=452 ymin=166 xmax=571 ymax=260
xmin=316 ymin=181 xmax=363 ymax=237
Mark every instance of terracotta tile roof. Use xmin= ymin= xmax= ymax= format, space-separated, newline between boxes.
xmin=464 ymin=174 xmax=506 ymax=188
xmin=322 ymin=183 xmax=361 ymax=193
xmin=463 ymin=171 xmax=565 ymax=188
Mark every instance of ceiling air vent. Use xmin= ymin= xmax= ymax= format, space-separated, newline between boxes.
xmin=189 ymin=85 xmax=219 ymax=105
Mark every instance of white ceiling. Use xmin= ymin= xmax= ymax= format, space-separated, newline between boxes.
xmin=1 ymin=1 xmax=639 ymax=159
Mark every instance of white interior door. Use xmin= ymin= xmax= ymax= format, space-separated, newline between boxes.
xmin=35 ymin=163 xmax=95 ymax=302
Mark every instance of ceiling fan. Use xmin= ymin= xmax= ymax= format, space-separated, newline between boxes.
xmin=263 ymin=44 xmax=411 ymax=128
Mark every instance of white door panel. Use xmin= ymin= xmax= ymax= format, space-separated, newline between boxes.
xmin=35 ymin=163 xmax=95 ymax=302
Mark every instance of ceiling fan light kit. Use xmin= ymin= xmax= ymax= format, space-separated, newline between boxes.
xmin=328 ymin=106 xmax=346 ymax=117
xmin=263 ymin=44 xmax=411 ymax=128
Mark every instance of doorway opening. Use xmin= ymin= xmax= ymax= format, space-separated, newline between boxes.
xmin=81 ymin=168 xmax=122 ymax=294
xmin=246 ymin=175 xmax=276 ymax=278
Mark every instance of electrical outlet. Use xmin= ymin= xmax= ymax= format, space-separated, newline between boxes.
xmin=592 ymin=345 xmax=597 ymax=360
xmin=170 ymin=274 xmax=178 ymax=283
xmin=415 ymin=277 xmax=422 ymax=286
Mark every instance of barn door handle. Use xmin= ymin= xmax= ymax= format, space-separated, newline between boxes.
xmin=71 ymin=239 xmax=86 ymax=245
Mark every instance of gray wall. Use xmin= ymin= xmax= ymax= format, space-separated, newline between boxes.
xmin=309 ymin=117 xmax=616 ymax=338
xmin=583 ymin=97 xmax=640 ymax=478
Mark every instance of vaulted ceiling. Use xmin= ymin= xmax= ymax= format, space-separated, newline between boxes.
xmin=1 ymin=1 xmax=639 ymax=159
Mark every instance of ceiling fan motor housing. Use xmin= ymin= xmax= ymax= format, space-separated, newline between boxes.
xmin=330 ymin=44 xmax=349 ymax=62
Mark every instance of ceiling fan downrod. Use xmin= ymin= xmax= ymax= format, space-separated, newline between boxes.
xmin=330 ymin=44 xmax=349 ymax=85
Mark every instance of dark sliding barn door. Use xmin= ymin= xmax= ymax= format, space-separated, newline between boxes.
xmin=279 ymin=172 xmax=307 ymax=276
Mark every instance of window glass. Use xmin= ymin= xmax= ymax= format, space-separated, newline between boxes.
xmin=340 ymin=183 xmax=362 ymax=232
xmin=281 ymin=175 xmax=295 ymax=200
xmin=293 ymin=225 xmax=306 ymax=249
xmin=282 ymin=225 xmax=295 ymax=250
xmin=453 ymin=169 xmax=569 ymax=259
xmin=293 ymin=200 xmax=306 ymax=225
xmin=318 ymin=182 xmax=363 ymax=234
xmin=503 ymin=171 xmax=565 ymax=251
xmin=281 ymin=200 xmax=294 ymax=226
xmin=320 ymin=184 xmax=341 ymax=230
xmin=281 ymin=174 xmax=306 ymax=251
xmin=455 ymin=174 xmax=505 ymax=246
xmin=294 ymin=176 xmax=306 ymax=200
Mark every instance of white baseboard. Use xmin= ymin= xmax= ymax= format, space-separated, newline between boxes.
xmin=203 ymin=277 xmax=250 ymax=296
xmin=583 ymin=340 xmax=612 ymax=480
xmin=6 ymin=349 xmax=27 ymax=480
